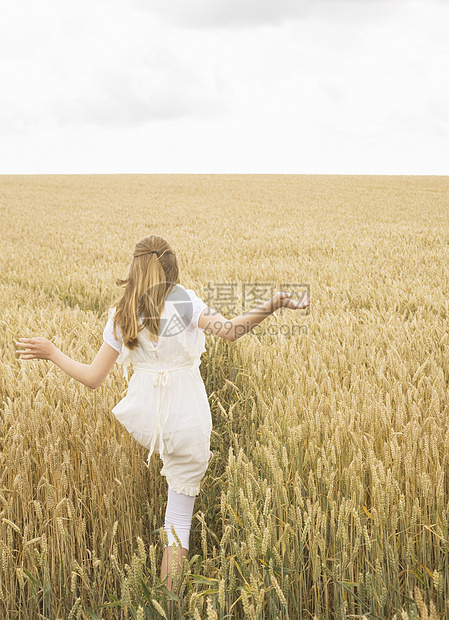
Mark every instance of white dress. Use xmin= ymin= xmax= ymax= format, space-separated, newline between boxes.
xmin=103 ymin=284 xmax=212 ymax=496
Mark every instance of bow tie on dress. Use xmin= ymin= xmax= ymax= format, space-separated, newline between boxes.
xmin=153 ymin=370 xmax=170 ymax=388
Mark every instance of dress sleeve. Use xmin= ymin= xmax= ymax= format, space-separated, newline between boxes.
xmin=103 ymin=308 xmax=123 ymax=353
xmin=184 ymin=288 xmax=209 ymax=331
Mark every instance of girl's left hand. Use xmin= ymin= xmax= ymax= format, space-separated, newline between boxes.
xmin=273 ymin=291 xmax=312 ymax=311
xmin=15 ymin=337 xmax=57 ymax=361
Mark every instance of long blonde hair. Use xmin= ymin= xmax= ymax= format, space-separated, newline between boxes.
xmin=110 ymin=236 xmax=180 ymax=350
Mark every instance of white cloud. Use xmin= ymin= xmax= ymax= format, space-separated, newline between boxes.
xmin=0 ymin=0 xmax=229 ymax=131
xmin=137 ymin=0 xmax=308 ymax=29
xmin=0 ymin=0 xmax=448 ymax=173
xmin=139 ymin=0 xmax=400 ymax=30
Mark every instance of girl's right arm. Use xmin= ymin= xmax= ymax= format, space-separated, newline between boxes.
xmin=198 ymin=291 xmax=311 ymax=342
xmin=16 ymin=337 xmax=120 ymax=389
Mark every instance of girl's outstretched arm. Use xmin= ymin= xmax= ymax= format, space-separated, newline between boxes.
xmin=198 ymin=290 xmax=311 ymax=342
xmin=15 ymin=338 xmax=119 ymax=389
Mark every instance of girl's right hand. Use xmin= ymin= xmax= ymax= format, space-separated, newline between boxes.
xmin=16 ymin=337 xmax=57 ymax=361
xmin=273 ymin=291 xmax=311 ymax=310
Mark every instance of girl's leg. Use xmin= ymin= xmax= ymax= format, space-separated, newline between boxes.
xmin=160 ymin=545 xmax=188 ymax=612
xmin=161 ymin=486 xmax=196 ymax=606
xmin=160 ymin=451 xmax=213 ymax=608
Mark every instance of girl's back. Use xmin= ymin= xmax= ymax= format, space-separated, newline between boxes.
xmin=103 ymin=283 xmax=213 ymax=494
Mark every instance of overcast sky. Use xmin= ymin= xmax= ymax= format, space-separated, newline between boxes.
xmin=1 ymin=0 xmax=448 ymax=174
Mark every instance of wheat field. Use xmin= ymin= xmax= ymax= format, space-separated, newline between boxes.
xmin=0 ymin=174 xmax=448 ymax=619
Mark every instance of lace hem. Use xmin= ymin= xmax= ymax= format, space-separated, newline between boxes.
xmin=163 ymin=473 xmax=201 ymax=496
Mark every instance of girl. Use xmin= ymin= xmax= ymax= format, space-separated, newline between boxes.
xmin=15 ymin=234 xmax=311 ymax=607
